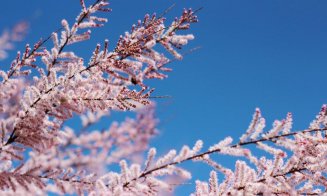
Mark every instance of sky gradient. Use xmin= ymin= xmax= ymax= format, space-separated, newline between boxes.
xmin=1 ymin=0 xmax=327 ymax=194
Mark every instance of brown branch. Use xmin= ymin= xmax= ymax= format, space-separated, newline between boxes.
xmin=2 ymin=0 xmax=103 ymax=84
xmin=71 ymin=95 xmax=171 ymax=101
xmin=47 ymin=0 xmax=103 ymax=76
xmin=22 ymin=129 xmax=326 ymax=193
xmin=235 ymin=167 xmax=314 ymax=195
xmin=123 ymin=127 xmax=327 ymax=188
xmin=1 ymin=29 xmax=59 ymax=86
xmin=4 ymin=6 xmax=196 ymax=146
xmin=4 ymin=0 xmax=105 ymax=146
xmin=158 ymin=3 xmax=176 ymax=19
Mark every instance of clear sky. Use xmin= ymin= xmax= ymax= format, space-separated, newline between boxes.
xmin=1 ymin=0 xmax=327 ymax=195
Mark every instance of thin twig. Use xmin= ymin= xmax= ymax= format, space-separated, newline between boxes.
xmin=158 ymin=3 xmax=176 ymax=19
xmin=123 ymin=127 xmax=327 ymax=188
xmin=47 ymin=0 xmax=102 ymax=76
xmin=71 ymin=95 xmax=171 ymax=101
xmin=4 ymin=0 xmax=104 ymax=146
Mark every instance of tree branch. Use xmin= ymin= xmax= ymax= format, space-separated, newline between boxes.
xmin=123 ymin=127 xmax=327 ymax=188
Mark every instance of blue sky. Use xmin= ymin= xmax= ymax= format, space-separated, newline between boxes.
xmin=1 ymin=0 xmax=327 ymax=195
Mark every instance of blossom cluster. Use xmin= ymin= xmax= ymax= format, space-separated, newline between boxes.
xmin=1 ymin=0 xmax=327 ymax=195
xmin=0 ymin=0 xmax=199 ymax=195
xmin=191 ymin=107 xmax=327 ymax=195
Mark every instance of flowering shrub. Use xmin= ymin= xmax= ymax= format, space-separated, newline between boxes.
xmin=0 ymin=0 xmax=327 ymax=195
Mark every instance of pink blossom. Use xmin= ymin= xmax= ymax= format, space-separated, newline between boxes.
xmin=1 ymin=0 xmax=327 ymax=195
